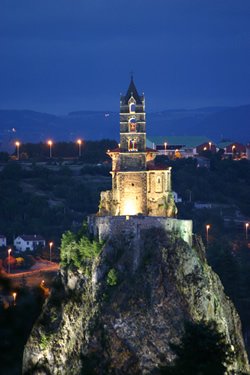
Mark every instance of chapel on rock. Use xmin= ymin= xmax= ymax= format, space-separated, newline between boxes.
xmin=98 ymin=77 xmax=177 ymax=217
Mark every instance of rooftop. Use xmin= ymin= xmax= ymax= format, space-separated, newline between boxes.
xmin=121 ymin=76 xmax=143 ymax=105
xmin=147 ymin=136 xmax=212 ymax=148
xmin=17 ymin=235 xmax=45 ymax=241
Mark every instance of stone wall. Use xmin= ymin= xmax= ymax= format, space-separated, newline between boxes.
xmin=88 ymin=215 xmax=193 ymax=246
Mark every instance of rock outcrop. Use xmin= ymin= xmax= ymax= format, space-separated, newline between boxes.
xmin=23 ymin=225 xmax=249 ymax=374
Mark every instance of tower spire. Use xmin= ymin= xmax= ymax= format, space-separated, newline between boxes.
xmin=98 ymin=78 xmax=177 ymax=218
xmin=123 ymin=74 xmax=142 ymax=104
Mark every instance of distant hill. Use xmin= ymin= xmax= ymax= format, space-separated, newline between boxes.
xmin=146 ymin=105 xmax=250 ymax=142
xmin=0 ymin=105 xmax=249 ymax=150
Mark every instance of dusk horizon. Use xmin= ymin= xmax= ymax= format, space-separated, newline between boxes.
xmin=1 ymin=2 xmax=250 ymax=373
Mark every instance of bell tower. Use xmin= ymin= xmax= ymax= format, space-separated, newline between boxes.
xmin=120 ymin=75 xmax=146 ymax=153
xmin=98 ymin=77 xmax=177 ymax=217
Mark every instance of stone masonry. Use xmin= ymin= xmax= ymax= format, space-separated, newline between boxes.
xmin=98 ymin=77 xmax=177 ymax=217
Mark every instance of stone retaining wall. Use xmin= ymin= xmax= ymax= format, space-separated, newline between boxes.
xmin=88 ymin=215 xmax=193 ymax=246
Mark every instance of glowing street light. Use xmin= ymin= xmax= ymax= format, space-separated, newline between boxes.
xmin=76 ymin=139 xmax=82 ymax=158
xmin=8 ymin=248 xmax=11 ymax=273
xmin=12 ymin=292 xmax=17 ymax=306
xmin=49 ymin=241 xmax=53 ymax=262
xmin=15 ymin=141 xmax=20 ymax=160
xmin=246 ymin=223 xmax=249 ymax=241
xmin=206 ymin=224 xmax=211 ymax=243
xmin=47 ymin=140 xmax=53 ymax=158
xmin=209 ymin=142 xmax=212 ymax=150
xmin=232 ymin=144 xmax=236 ymax=155
xmin=164 ymin=142 xmax=167 ymax=154
xmin=40 ymin=279 xmax=45 ymax=289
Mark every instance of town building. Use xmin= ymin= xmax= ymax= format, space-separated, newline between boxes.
xmin=217 ymin=141 xmax=246 ymax=158
xmin=146 ymin=136 xmax=216 ymax=158
xmin=98 ymin=77 xmax=177 ymax=217
xmin=0 ymin=235 xmax=7 ymax=247
xmin=14 ymin=235 xmax=45 ymax=252
xmin=246 ymin=144 xmax=250 ymax=160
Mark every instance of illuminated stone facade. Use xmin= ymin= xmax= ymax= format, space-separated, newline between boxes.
xmin=99 ymin=77 xmax=177 ymax=217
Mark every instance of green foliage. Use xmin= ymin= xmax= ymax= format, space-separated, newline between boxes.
xmin=172 ymin=158 xmax=250 ymax=215
xmin=40 ymin=333 xmax=51 ymax=350
xmin=107 ymin=268 xmax=118 ymax=286
xmin=0 ymin=161 xmax=111 ymax=241
xmin=20 ymin=139 xmax=117 ymax=162
xmin=160 ymin=321 xmax=234 ymax=375
xmin=60 ymin=230 xmax=102 ymax=270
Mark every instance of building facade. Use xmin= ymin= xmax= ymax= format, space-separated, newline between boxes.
xmin=99 ymin=77 xmax=176 ymax=217
xmin=0 ymin=235 xmax=7 ymax=247
xmin=14 ymin=235 xmax=45 ymax=252
xmin=147 ymin=136 xmax=216 ymax=158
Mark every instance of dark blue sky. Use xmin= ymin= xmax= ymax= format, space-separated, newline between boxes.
xmin=1 ymin=0 xmax=250 ymax=114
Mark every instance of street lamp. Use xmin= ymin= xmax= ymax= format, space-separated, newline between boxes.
xmin=209 ymin=142 xmax=212 ymax=150
xmin=8 ymin=248 xmax=11 ymax=273
xmin=49 ymin=241 xmax=53 ymax=262
xmin=76 ymin=139 xmax=82 ymax=158
xmin=245 ymin=223 xmax=249 ymax=241
xmin=164 ymin=142 xmax=167 ymax=154
xmin=15 ymin=141 xmax=20 ymax=160
xmin=47 ymin=140 xmax=53 ymax=158
xmin=232 ymin=145 xmax=236 ymax=156
xmin=12 ymin=292 xmax=17 ymax=306
xmin=206 ymin=224 xmax=211 ymax=243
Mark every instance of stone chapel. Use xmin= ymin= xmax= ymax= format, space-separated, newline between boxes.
xmin=98 ymin=77 xmax=177 ymax=217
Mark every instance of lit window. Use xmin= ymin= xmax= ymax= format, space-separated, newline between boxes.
xmin=128 ymin=139 xmax=138 ymax=151
xmin=129 ymin=118 xmax=136 ymax=132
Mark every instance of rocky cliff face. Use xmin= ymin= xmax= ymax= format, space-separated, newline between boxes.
xmin=23 ymin=226 xmax=249 ymax=374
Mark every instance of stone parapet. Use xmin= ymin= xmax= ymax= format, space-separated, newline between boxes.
xmin=88 ymin=215 xmax=193 ymax=246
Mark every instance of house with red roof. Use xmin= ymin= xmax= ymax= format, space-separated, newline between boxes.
xmin=217 ymin=141 xmax=246 ymax=158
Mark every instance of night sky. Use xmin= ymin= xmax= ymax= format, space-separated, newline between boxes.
xmin=1 ymin=0 xmax=250 ymax=114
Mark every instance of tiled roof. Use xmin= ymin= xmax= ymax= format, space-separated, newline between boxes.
xmin=18 ymin=235 xmax=45 ymax=241
xmin=108 ymin=147 xmax=157 ymax=153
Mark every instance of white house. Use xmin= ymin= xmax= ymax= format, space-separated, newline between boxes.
xmin=14 ymin=235 xmax=46 ymax=252
xmin=0 ymin=235 xmax=7 ymax=247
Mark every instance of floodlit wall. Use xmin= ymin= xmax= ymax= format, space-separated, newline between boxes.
xmin=89 ymin=215 xmax=193 ymax=246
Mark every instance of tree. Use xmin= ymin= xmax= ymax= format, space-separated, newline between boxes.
xmin=160 ymin=321 xmax=234 ymax=375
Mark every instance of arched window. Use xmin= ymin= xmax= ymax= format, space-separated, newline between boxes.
xmin=130 ymin=103 xmax=136 ymax=113
xmin=128 ymin=138 xmax=137 ymax=151
xmin=129 ymin=118 xmax=136 ymax=132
